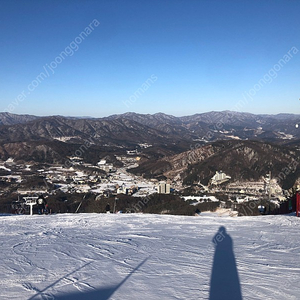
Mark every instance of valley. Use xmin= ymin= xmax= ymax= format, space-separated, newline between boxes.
xmin=0 ymin=111 xmax=300 ymax=216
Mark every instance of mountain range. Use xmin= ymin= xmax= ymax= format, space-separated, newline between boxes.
xmin=1 ymin=111 xmax=300 ymax=144
xmin=0 ymin=111 xmax=299 ymax=189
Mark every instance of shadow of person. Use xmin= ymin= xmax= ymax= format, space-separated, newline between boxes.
xmin=209 ymin=226 xmax=242 ymax=300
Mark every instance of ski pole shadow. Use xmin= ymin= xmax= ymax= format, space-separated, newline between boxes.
xmin=32 ymin=257 xmax=149 ymax=300
xmin=209 ymin=226 xmax=242 ymax=300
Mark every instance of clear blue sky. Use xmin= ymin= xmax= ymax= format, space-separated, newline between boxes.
xmin=0 ymin=0 xmax=299 ymax=117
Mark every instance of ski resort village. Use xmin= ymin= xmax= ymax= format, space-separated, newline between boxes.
xmin=0 ymin=154 xmax=296 ymax=217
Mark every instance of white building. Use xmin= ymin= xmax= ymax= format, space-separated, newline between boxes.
xmin=157 ymin=182 xmax=171 ymax=194
xmin=97 ymin=160 xmax=114 ymax=172
xmin=5 ymin=158 xmax=15 ymax=166
xmin=98 ymin=160 xmax=106 ymax=166
xmin=210 ymin=171 xmax=231 ymax=185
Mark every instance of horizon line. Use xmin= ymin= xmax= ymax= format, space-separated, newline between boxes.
xmin=1 ymin=110 xmax=300 ymax=119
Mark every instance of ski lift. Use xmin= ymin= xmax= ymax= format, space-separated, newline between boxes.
xmin=24 ymin=197 xmax=38 ymax=215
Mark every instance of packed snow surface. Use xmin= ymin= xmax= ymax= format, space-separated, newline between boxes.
xmin=0 ymin=213 xmax=299 ymax=299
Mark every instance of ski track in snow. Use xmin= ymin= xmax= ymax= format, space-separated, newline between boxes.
xmin=0 ymin=213 xmax=299 ymax=299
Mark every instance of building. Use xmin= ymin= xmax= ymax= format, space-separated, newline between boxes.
xmin=210 ymin=171 xmax=231 ymax=185
xmin=97 ymin=160 xmax=114 ymax=172
xmin=158 ymin=182 xmax=171 ymax=194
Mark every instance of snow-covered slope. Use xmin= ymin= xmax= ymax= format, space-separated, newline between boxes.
xmin=0 ymin=213 xmax=299 ymax=299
